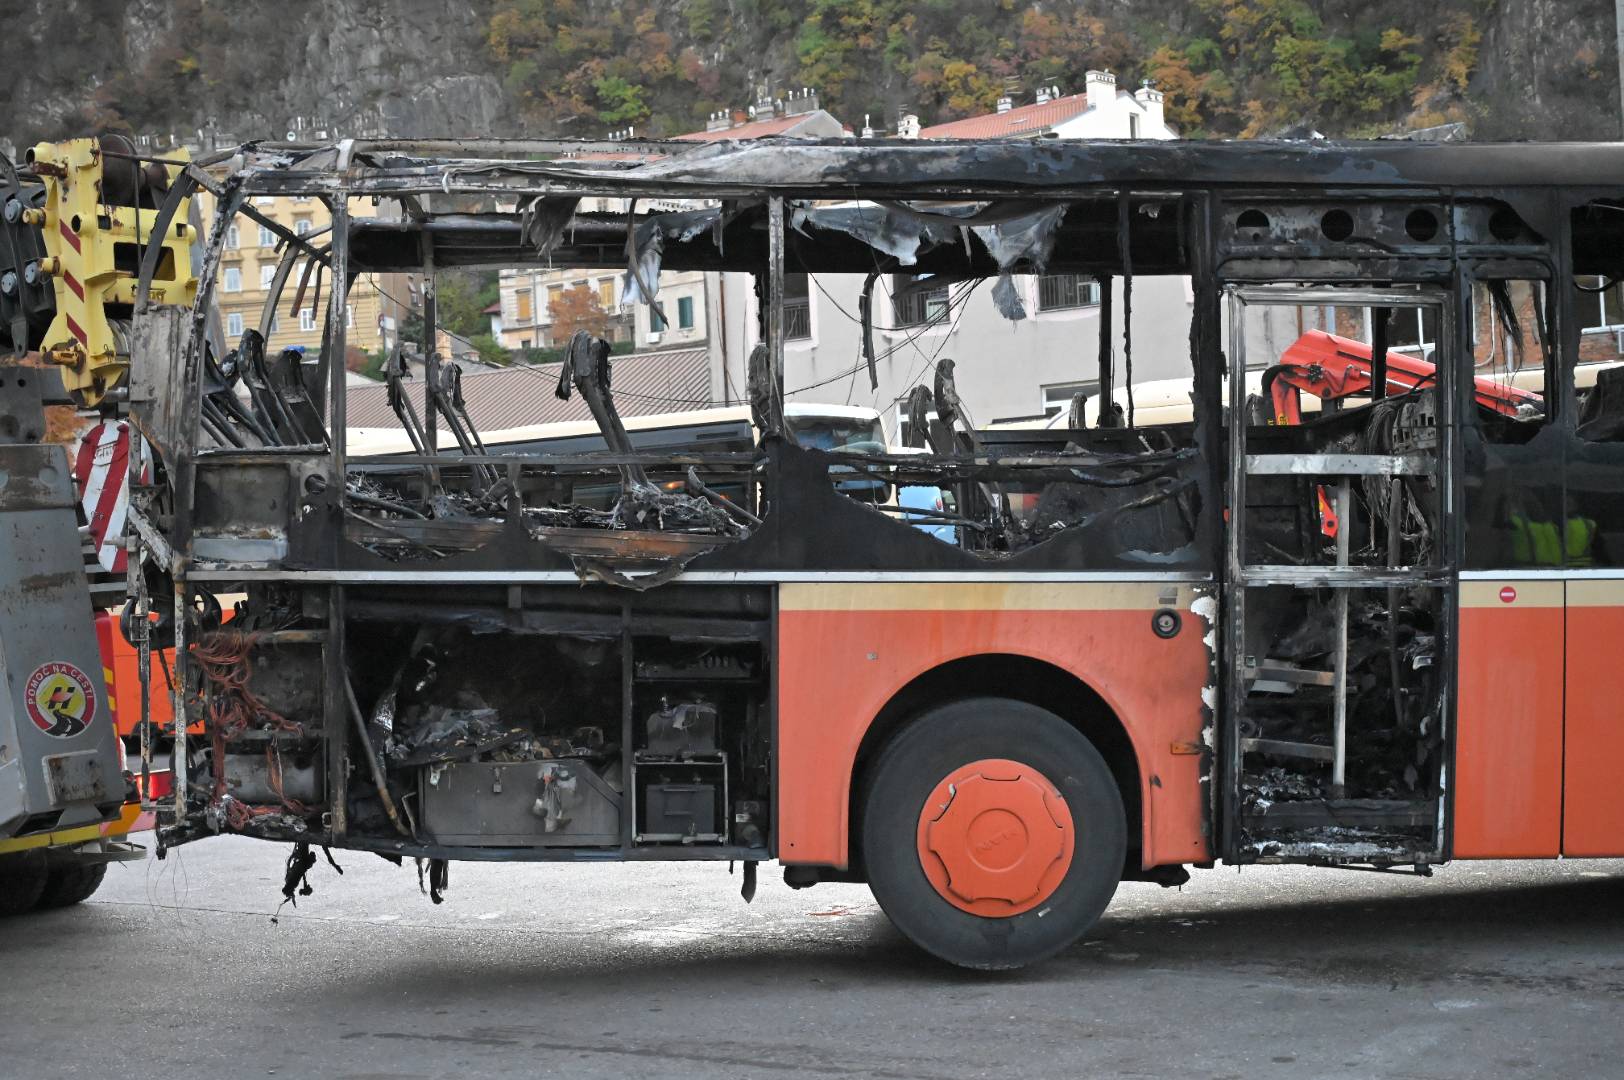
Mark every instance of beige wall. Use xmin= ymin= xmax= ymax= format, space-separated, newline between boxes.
xmin=499 ymin=266 xmax=634 ymax=350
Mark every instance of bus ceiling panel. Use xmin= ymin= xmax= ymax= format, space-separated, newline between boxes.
xmin=341 ymin=206 xmax=1188 ymax=277
xmin=1217 ymin=258 xmax=1460 ymax=286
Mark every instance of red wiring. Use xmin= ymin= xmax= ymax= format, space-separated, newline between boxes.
xmin=192 ymin=630 xmax=309 ymax=828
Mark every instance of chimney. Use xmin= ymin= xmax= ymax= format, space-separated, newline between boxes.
xmin=897 ymin=114 xmax=920 ymax=140
xmin=1134 ymin=80 xmax=1165 ymax=132
xmin=782 ymin=87 xmax=820 ymax=116
xmin=996 ymin=94 xmax=1014 ymax=114
xmin=1085 ymin=69 xmax=1116 ymax=110
xmin=706 ymin=110 xmax=731 ymax=133
xmin=1035 ymin=86 xmax=1052 ymax=106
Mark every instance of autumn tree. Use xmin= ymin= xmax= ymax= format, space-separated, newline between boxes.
xmin=548 ymin=284 xmax=612 ymax=344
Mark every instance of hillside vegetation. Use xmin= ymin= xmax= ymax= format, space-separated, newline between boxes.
xmin=0 ymin=0 xmax=1615 ymax=148
xmin=489 ymin=0 xmax=1500 ymax=138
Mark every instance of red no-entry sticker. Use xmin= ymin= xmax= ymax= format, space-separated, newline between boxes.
xmin=1500 ymin=586 xmax=1517 ymax=604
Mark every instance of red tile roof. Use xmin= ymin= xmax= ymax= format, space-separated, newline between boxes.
xmin=346 ymin=345 xmax=712 ymax=432
xmin=920 ymin=93 xmax=1092 ymax=140
xmin=674 ymin=113 xmax=823 ymax=143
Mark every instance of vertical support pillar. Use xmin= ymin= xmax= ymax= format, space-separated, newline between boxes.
xmin=327 ymin=198 xmax=350 ymax=477
xmin=767 ymin=197 xmax=786 ymax=416
xmin=1095 ymin=276 xmax=1115 ymax=427
xmin=422 ymin=238 xmax=438 ymax=455
xmin=1330 ymin=479 xmax=1352 ymax=798
xmin=325 ymin=196 xmax=351 ymax=839
xmin=1371 ymin=306 xmax=1390 ymax=401
xmin=620 ymin=611 xmax=635 ymax=850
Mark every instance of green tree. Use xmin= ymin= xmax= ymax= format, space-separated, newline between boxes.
xmin=471 ymin=333 xmax=511 ymax=366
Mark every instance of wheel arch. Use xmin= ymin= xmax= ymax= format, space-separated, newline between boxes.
xmin=846 ymin=652 xmax=1143 ymax=877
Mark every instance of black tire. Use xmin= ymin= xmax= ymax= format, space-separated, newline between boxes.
xmin=35 ymin=862 xmax=108 ymax=909
xmin=861 ymin=698 xmax=1126 ymax=970
xmin=0 ymin=852 xmax=49 ymax=916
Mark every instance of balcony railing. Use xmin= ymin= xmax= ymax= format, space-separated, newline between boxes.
xmin=892 ymin=286 xmax=949 ymax=327
xmin=784 ymin=297 xmax=811 ymax=339
xmin=1037 ymin=274 xmax=1100 ymax=311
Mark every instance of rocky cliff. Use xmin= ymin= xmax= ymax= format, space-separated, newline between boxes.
xmin=0 ymin=0 xmax=509 ymax=154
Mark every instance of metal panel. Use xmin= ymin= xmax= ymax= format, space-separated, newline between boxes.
xmin=421 ymin=760 xmax=621 ymax=846
xmin=0 ymin=441 xmax=124 ymax=838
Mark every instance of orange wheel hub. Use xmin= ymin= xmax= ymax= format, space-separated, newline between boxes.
xmin=915 ymin=758 xmax=1074 ymax=917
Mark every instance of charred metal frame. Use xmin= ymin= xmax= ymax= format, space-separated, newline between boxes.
xmin=121 ymin=137 xmax=1624 ymax=872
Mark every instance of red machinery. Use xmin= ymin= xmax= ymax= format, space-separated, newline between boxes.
xmin=1262 ymin=329 xmax=1544 ymax=425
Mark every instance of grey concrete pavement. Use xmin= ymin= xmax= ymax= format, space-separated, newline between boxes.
xmin=2 ymin=837 xmax=1621 ymax=1079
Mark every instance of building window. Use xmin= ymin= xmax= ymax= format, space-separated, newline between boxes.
xmin=520 ymin=337 xmax=531 ymax=349
xmin=598 ymin=279 xmax=615 ymax=309
xmin=225 ymin=225 xmax=240 ymax=250
xmin=892 ymin=274 xmax=949 ymax=327
xmin=226 ymin=312 xmax=244 ymax=337
xmin=222 ymin=267 xmax=242 ymax=292
xmin=294 ymin=218 xmax=313 ymax=237
xmin=260 ymin=265 xmax=277 ymax=290
xmin=515 ymin=288 xmax=532 ymax=323
xmin=547 ymin=285 xmax=563 ymax=320
xmin=1037 ymin=274 xmax=1100 ymax=311
xmin=299 ymin=308 xmax=315 ymax=332
xmin=784 ymin=273 xmax=811 ymax=339
xmin=677 ymin=295 xmax=694 ymax=330
xmin=651 ymin=304 xmax=668 ymax=332
xmin=346 ymin=304 xmax=355 ymax=329
xmin=253 ymin=196 xmax=275 ymax=206
xmin=1042 ymin=380 xmax=1099 ymax=418
xmin=1577 ymin=276 xmax=1624 ymax=331
xmin=269 ymin=313 xmax=279 ymax=333
xmin=257 ymin=224 xmax=275 ymax=247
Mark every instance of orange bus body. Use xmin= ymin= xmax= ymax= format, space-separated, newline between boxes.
xmin=777 ymin=582 xmax=1213 ymax=871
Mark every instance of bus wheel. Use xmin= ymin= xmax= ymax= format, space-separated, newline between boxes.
xmin=0 ymin=852 xmax=49 ymax=917
xmin=35 ymin=863 xmax=108 ymax=909
xmin=861 ymin=698 xmax=1126 ymax=970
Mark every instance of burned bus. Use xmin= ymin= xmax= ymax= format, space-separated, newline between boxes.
xmin=118 ymin=137 xmax=1624 ymax=969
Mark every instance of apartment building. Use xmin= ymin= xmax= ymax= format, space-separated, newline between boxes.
xmin=201 ymin=192 xmax=403 ymax=359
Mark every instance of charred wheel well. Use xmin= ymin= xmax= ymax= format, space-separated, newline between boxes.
xmin=845 ymin=653 xmax=1143 ymax=877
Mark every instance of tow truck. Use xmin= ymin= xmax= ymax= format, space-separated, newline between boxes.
xmin=0 ymin=136 xmax=192 ymax=913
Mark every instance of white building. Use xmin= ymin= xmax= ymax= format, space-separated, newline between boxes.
xmin=918 ymin=71 xmax=1173 ymax=143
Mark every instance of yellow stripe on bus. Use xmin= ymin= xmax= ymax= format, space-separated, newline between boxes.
xmin=779 ymin=581 xmax=1194 ymax=612
xmin=1458 ymin=580 xmax=1564 ymax=609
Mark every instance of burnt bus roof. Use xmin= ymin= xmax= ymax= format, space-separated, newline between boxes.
xmin=231 ymin=137 xmax=1624 ymax=194
xmin=214 ymin=137 xmax=1624 ymax=277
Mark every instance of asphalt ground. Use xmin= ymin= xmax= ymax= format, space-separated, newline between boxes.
xmin=2 ymin=837 xmax=1621 ymax=1079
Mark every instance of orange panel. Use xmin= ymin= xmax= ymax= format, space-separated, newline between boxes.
xmin=776 ymin=581 xmax=1213 ymax=870
xmin=1453 ymin=580 xmax=1564 ymax=858
xmin=1563 ymin=581 xmax=1624 ymax=856
xmin=94 ymin=610 xmax=181 ymax=739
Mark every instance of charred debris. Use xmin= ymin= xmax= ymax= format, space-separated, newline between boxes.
xmin=117 ymin=137 xmax=1624 ymax=887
